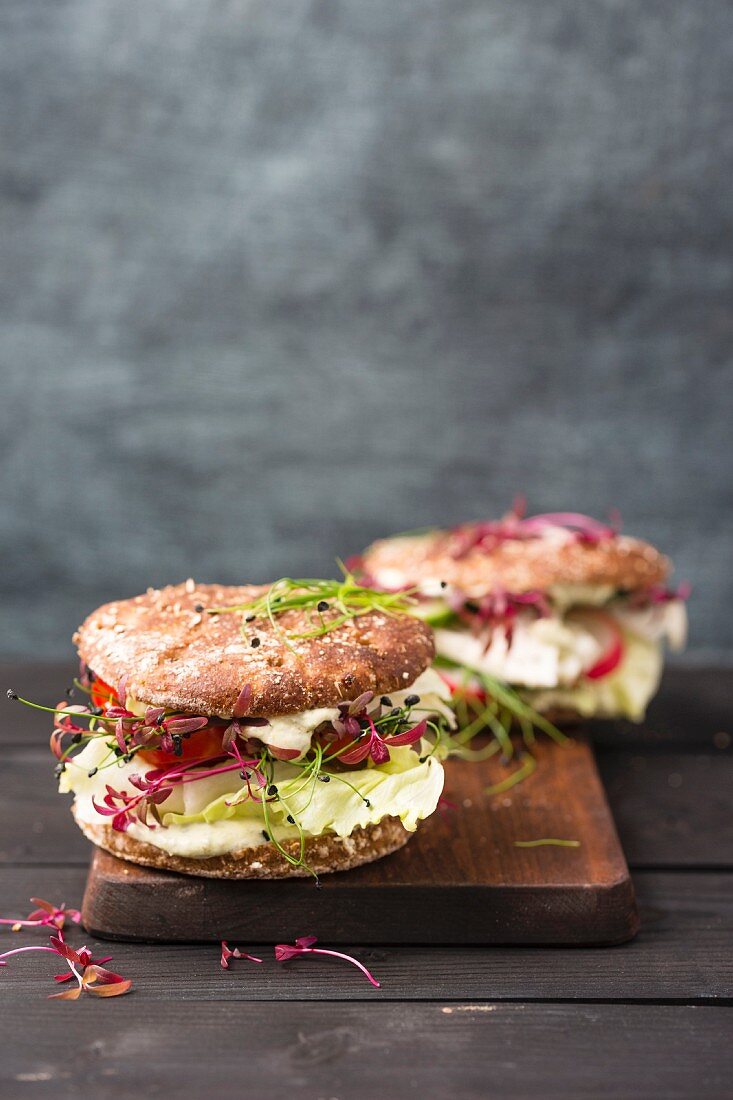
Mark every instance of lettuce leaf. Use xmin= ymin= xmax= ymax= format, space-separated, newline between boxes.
xmin=523 ymin=631 xmax=662 ymax=721
xmin=163 ymin=746 xmax=443 ymax=838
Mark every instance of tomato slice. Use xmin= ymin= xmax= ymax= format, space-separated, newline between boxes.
xmin=437 ymin=669 xmax=487 ymax=705
xmin=568 ymin=610 xmax=625 ymax=681
xmin=90 ymin=676 xmax=117 ymax=710
xmin=137 ymin=726 xmax=226 ymax=767
xmin=89 ymin=675 xmax=224 ymax=765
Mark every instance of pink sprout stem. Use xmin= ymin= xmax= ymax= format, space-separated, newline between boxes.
xmin=307 ymin=948 xmax=381 ymax=988
xmin=0 ymin=944 xmax=60 ymax=965
xmin=66 ymin=960 xmax=84 ymax=990
xmin=282 ymin=945 xmax=380 ymax=987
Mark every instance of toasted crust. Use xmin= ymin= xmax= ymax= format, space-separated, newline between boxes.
xmin=363 ymin=530 xmax=669 ymax=597
xmin=74 ymin=581 xmax=434 ymax=717
xmin=72 ymin=805 xmax=411 ymax=878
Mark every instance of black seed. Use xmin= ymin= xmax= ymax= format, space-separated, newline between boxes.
xmin=419 ymin=756 xmax=427 ymax=763
xmin=87 ymin=767 xmax=98 ymax=777
xmin=364 ymin=799 xmax=371 ymax=808
xmin=380 ymin=696 xmax=392 ymax=707
xmin=390 ymin=707 xmax=401 ymax=716
xmin=405 ymin=694 xmax=420 ymax=706
xmin=114 ymin=747 xmax=123 ymax=757
xmin=124 ymin=753 xmax=134 ymax=763
xmin=287 ymin=814 xmax=295 ymax=824
xmin=245 ymin=614 xmax=256 ymax=623
xmin=91 ymin=706 xmax=103 ymax=716
xmin=71 ymin=733 xmax=82 ymax=744
xmin=318 ymin=774 xmax=331 ymax=783
xmin=65 ymin=686 xmax=75 ymax=698
xmin=317 ymin=600 xmax=329 ymax=612
xmin=440 ymin=580 xmax=447 ymax=589
xmin=194 ymin=602 xmax=204 ymax=612
xmin=239 ymin=770 xmax=247 ymax=780
xmin=262 ymin=830 xmax=270 ymax=841
xmin=250 ymin=637 xmax=261 ymax=648
xmin=6 ymin=689 xmax=17 ymax=700
xmin=268 ymin=784 xmax=278 ymax=796
xmin=54 ymin=762 xmax=65 ymax=777
xmin=465 ymin=600 xmax=480 ymax=613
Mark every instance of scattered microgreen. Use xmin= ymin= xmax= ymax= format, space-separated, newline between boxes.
xmin=220 ymin=941 xmax=262 ymax=968
xmin=0 ymin=931 xmax=131 ymax=1001
xmin=513 ymin=839 xmax=581 ymax=848
xmin=274 ymin=936 xmax=380 ymax=988
xmin=485 ymin=753 xmax=537 ymax=796
xmin=0 ymin=898 xmax=81 ymax=933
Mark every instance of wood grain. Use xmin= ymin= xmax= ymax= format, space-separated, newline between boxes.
xmin=1 ymin=1002 xmax=730 ymax=1100
xmin=599 ymin=748 xmax=733 ymax=867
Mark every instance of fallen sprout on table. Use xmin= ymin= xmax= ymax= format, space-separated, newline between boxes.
xmin=219 ymin=936 xmax=381 ymax=987
xmin=0 ymin=930 xmax=132 ymax=1000
xmin=274 ymin=935 xmax=381 ymax=988
xmin=220 ymin=940 xmax=262 ymax=968
xmin=0 ymin=897 xmax=81 ymax=933
xmin=513 ymin=838 xmax=581 ymax=848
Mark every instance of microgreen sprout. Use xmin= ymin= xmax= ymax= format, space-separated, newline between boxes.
xmin=0 ymin=931 xmax=131 ymax=1001
xmin=448 ymin=498 xmax=620 ymax=558
xmin=0 ymin=898 xmax=81 ymax=933
xmin=220 ymin=941 xmax=262 ymax=968
xmin=513 ymin=838 xmax=581 ymax=848
xmin=274 ymin=936 xmax=380 ymax=988
xmin=435 ymin=658 xmax=566 ymax=763
xmin=205 ymin=564 xmax=418 ymax=652
xmin=485 ymin=753 xmax=537 ymax=796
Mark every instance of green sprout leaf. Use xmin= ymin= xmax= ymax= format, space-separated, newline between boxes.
xmin=513 ymin=838 xmax=581 ymax=848
xmin=205 ymin=564 xmax=418 ymax=652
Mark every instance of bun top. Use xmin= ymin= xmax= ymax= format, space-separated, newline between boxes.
xmin=362 ymin=529 xmax=670 ymax=598
xmin=74 ymin=581 xmax=434 ymax=717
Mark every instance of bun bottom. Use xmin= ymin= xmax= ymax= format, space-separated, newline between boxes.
xmin=72 ymin=804 xmax=411 ymax=879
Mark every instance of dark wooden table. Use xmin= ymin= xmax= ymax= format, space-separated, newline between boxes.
xmin=1 ymin=663 xmax=731 ymax=1099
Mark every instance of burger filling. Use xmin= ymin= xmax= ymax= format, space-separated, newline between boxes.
xmin=414 ymin=586 xmax=687 ymax=721
xmin=57 ymin=668 xmax=451 ymax=863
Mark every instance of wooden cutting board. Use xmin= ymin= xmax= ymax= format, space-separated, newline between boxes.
xmin=81 ymin=735 xmax=638 ymax=945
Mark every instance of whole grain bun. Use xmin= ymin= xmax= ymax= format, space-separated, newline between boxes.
xmin=74 ymin=581 xmax=434 ymax=717
xmin=363 ymin=529 xmax=669 ymax=598
xmin=72 ymin=805 xmax=410 ymax=878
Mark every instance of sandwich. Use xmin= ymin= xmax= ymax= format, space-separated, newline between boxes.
xmin=22 ymin=579 xmax=454 ymax=879
xmin=359 ymin=503 xmax=688 ymax=724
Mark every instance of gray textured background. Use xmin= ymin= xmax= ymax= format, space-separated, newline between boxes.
xmin=1 ymin=0 xmax=731 ymax=658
